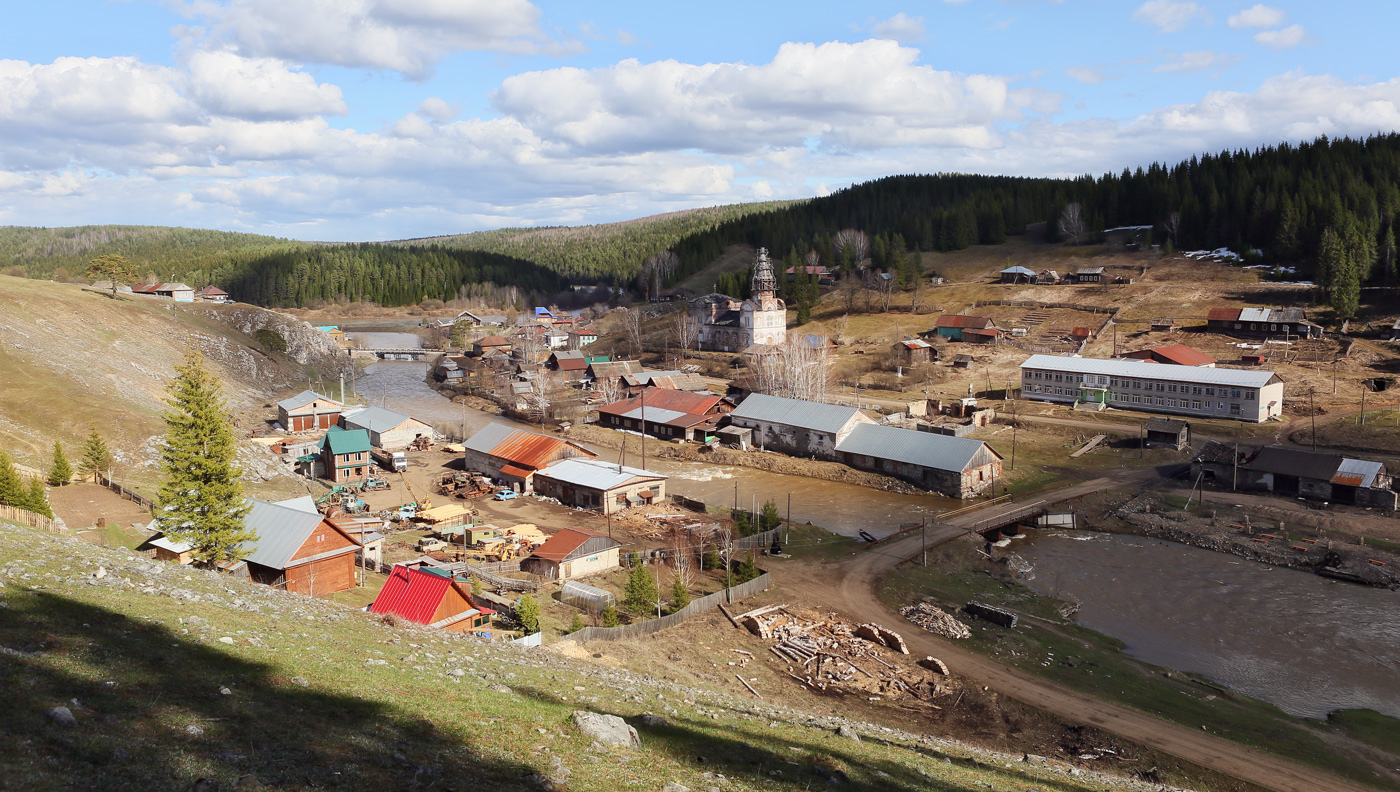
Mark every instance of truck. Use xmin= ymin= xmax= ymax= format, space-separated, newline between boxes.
xmin=371 ymin=448 xmax=407 ymax=472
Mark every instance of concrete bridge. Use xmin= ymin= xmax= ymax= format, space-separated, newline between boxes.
xmin=350 ymin=347 xmax=436 ymax=360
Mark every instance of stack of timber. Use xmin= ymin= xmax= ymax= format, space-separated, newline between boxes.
xmin=898 ymin=603 xmax=972 ymax=639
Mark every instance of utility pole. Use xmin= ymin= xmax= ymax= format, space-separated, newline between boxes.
xmin=639 ymin=388 xmax=646 ymax=471
xmin=1310 ymin=388 xmax=1317 ymax=450
xmin=921 ymin=520 xmax=927 ymax=567
xmin=340 ymin=373 xmax=345 ymax=404
xmin=1232 ymin=442 xmax=1239 ymax=491
xmin=1332 ymin=359 xmax=1338 ymax=395
xmin=1360 ymin=385 xmax=1366 ymax=426
xmin=786 ymin=493 xmax=791 ymax=544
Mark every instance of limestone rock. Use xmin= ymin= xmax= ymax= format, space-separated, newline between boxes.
xmin=572 ymin=711 xmax=640 ymax=749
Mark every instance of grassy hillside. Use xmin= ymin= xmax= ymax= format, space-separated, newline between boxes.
xmin=0 ymin=520 xmax=1162 ymax=792
xmin=394 ymin=202 xmax=799 ymax=282
xmin=0 ymin=276 xmax=349 ymax=495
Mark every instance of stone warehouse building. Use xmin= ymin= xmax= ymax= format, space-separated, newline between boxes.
xmin=690 ymin=248 xmax=786 ymax=352
xmin=1019 ymin=354 xmax=1284 ymax=423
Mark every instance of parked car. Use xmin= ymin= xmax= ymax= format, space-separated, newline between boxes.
xmin=493 ymin=489 xmax=518 ymax=501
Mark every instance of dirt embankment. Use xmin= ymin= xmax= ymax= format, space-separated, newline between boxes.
xmin=1106 ymin=494 xmax=1400 ymax=588
xmin=564 ymin=423 xmax=924 ymax=495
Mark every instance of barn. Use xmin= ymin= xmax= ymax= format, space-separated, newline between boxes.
xmin=833 ymin=423 xmax=1003 ymax=498
xmin=532 ymin=458 xmax=668 ymax=515
xmin=277 ymin=390 xmax=345 ymax=432
xmin=726 ymin=393 xmax=874 ymax=459
xmin=340 ymin=406 xmax=434 ymax=449
xmin=236 ymin=497 xmax=362 ymax=596
xmin=462 ymin=423 xmax=595 ymax=492
xmin=520 ymin=528 xmax=622 ymax=581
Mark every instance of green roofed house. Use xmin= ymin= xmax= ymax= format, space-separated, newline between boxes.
xmin=319 ymin=426 xmax=372 ymax=482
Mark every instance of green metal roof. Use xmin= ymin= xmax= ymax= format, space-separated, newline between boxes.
xmin=319 ymin=425 xmax=370 ymax=455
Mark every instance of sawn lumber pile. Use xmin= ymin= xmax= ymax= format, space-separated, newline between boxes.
xmin=899 ymin=603 xmax=972 ymax=640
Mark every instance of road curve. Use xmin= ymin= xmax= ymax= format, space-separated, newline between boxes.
xmin=775 ymin=492 xmax=1376 ymax=792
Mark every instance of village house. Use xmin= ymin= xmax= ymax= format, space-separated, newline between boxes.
xmin=999 ymin=265 xmax=1036 ymax=284
xmin=568 ymin=329 xmax=599 ymax=348
xmin=532 ymin=458 xmax=668 ymax=514
xmin=369 ymin=565 xmax=495 ymax=632
xmin=462 ymin=423 xmax=595 ymax=492
xmin=339 ymin=406 xmax=433 ymax=449
xmin=134 ymin=282 xmax=195 ymax=301
xmin=1123 ymin=344 xmax=1217 ymax=367
xmin=474 ymin=335 xmax=513 ymax=356
xmin=1143 ymin=417 xmax=1191 ymax=450
xmin=1019 ymin=354 xmax=1284 ymax=422
xmin=596 ymin=388 xmax=728 ymax=442
xmin=1192 ymin=443 xmax=1396 ymax=510
xmin=1206 ymin=307 xmax=1322 ymax=339
xmin=585 ymin=359 xmax=643 ymax=388
xmin=621 ymin=370 xmax=710 ymax=395
xmin=726 ymin=393 xmax=874 ymax=458
xmin=1071 ymin=267 xmax=1105 ymax=284
xmin=892 ymin=338 xmax=937 ymax=366
xmin=928 ymin=315 xmax=999 ymax=344
xmin=833 ymin=423 xmax=1004 ymax=498
xmin=236 ymin=497 xmax=362 ymax=595
xmin=319 ymin=426 xmax=373 ymax=482
xmin=277 ymin=390 xmax=345 ymax=432
xmin=194 ymin=286 xmax=229 ymax=303
xmin=548 ymin=350 xmax=589 ymax=382
xmin=690 ymin=248 xmax=786 ymax=352
xmin=315 ymin=325 xmax=348 ymax=343
xmin=519 ymin=527 xmax=622 ymax=582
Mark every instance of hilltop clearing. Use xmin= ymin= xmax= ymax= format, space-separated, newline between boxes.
xmin=0 ymin=518 xmax=1168 ymax=792
xmin=0 ymin=276 xmax=351 ymax=495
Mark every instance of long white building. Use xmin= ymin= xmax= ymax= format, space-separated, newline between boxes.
xmin=1019 ymin=354 xmax=1284 ymax=423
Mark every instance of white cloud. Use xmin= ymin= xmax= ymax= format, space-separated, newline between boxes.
xmin=1132 ymin=0 xmax=1209 ymax=33
xmin=416 ymin=96 xmax=459 ymax=122
xmin=1227 ymin=4 xmax=1286 ymax=29
xmin=871 ymin=13 xmax=926 ymax=44
xmin=183 ymin=0 xmax=579 ymax=79
xmin=186 ymin=51 xmax=346 ymax=119
xmin=1153 ymin=50 xmax=1243 ymax=74
xmin=1066 ymin=66 xmax=1102 ymax=84
xmin=1255 ymin=24 xmax=1306 ymax=49
xmin=491 ymin=40 xmax=1051 ymax=156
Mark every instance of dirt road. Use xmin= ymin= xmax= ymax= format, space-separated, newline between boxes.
xmin=775 ymin=479 xmax=1378 ymax=792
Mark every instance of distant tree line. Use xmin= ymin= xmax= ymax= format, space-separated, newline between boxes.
xmin=663 ymin=134 xmax=1400 ymax=306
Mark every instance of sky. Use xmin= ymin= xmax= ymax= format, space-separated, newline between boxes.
xmin=2 ymin=1 xmax=1398 ymax=241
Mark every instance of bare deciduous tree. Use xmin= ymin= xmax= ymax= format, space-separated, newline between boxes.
xmin=1162 ymin=211 xmax=1181 ymax=248
xmin=1058 ymin=203 xmax=1086 ymax=245
xmin=670 ymin=308 xmax=698 ymax=364
xmin=639 ymin=250 xmax=681 ymax=300
xmin=832 ymin=229 xmax=870 ymax=265
xmin=670 ymin=530 xmax=694 ymax=589
xmin=622 ymin=308 xmax=645 ymax=358
xmin=752 ymin=333 xmax=831 ymax=403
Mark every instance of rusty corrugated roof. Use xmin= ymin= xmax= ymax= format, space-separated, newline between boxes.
xmin=529 ymin=528 xmax=616 ymax=563
xmin=935 ymin=315 xmax=994 ymax=329
xmin=1207 ymin=308 xmax=1241 ymax=322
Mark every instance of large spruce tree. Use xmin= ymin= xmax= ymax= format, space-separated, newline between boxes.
xmin=153 ymin=348 xmax=253 ymax=567
xmin=79 ymin=427 xmax=111 ymax=483
xmin=47 ymin=441 xmax=72 ymax=487
xmin=0 ymin=450 xmax=22 ymax=507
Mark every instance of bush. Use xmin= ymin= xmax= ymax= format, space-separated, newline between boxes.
xmin=733 ymin=555 xmax=761 ymax=584
xmin=568 ymin=613 xmax=586 ymax=633
xmin=601 ymin=605 xmax=620 ymax=627
xmin=516 ymin=594 xmax=540 ymax=634
xmin=255 ymin=327 xmax=288 ymax=354
xmin=669 ymin=577 xmax=691 ymax=613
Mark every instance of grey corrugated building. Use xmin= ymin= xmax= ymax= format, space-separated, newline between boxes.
xmin=727 ymin=393 xmax=874 ymax=457
xmin=834 ymin=423 xmax=1003 ymax=498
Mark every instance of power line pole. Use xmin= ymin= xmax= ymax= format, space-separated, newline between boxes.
xmin=921 ymin=520 xmax=927 ymax=567
xmin=1310 ymin=388 xmax=1317 ymax=450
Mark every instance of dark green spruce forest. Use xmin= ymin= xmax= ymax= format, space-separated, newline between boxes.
xmin=3 ymin=134 xmax=1397 ymax=311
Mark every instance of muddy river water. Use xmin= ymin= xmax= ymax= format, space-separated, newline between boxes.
xmin=344 ymin=329 xmax=1399 ymax=719
xmin=1015 ymin=531 xmax=1400 ymax=719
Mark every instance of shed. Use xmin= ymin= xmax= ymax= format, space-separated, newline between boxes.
xmin=715 ymin=425 xmax=752 ymax=450
xmin=893 ymin=338 xmax=937 ymax=366
xmin=340 ymin=406 xmax=433 ymax=450
xmin=1124 ymin=344 xmax=1216 ymax=367
xmin=833 ymin=422 xmax=1004 ymax=498
xmin=1143 ymin=417 xmax=1190 ymax=450
xmin=462 ymin=423 xmax=595 ymax=492
xmin=952 ymin=354 xmax=974 ymax=369
xmin=532 ymin=458 xmax=667 ymax=515
xmin=999 ymin=266 xmax=1036 ymax=284
xmin=277 ymin=390 xmax=345 ymax=432
xmin=1150 ymin=318 xmax=1177 ymax=333
xmin=520 ymin=528 xmax=622 ymax=581
xmin=369 ymin=565 xmax=494 ymax=632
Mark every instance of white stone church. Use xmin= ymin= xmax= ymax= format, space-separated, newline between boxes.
xmin=689 ymin=248 xmax=787 ymax=353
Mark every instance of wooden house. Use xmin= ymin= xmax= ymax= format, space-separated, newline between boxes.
xmin=1143 ymin=417 xmax=1191 ymax=450
xmin=369 ymin=565 xmax=495 ymax=632
xmin=1071 ymin=267 xmax=1104 ymax=284
xmin=999 ymin=266 xmax=1036 ymax=284
xmin=473 ymin=335 xmax=513 ymax=356
xmin=1124 ymin=344 xmax=1216 ymax=367
xmin=892 ymin=338 xmax=937 ymax=366
xmin=520 ymin=528 xmax=621 ymax=581
xmin=239 ymin=497 xmax=362 ymax=596
xmin=1206 ymin=308 xmax=1322 ymax=339
xmin=1150 ymin=318 xmax=1177 ymax=333
xmin=596 ymin=388 xmax=727 ymax=442
xmin=194 ymin=286 xmax=229 ymax=303
xmin=929 ymin=315 xmax=998 ymax=343
xmin=277 ymin=390 xmax=345 ymax=432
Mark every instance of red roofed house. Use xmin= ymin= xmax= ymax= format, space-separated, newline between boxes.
xmin=195 ymin=286 xmax=229 ymax=303
xmin=596 ymin=388 xmax=728 ymax=442
xmin=462 ymin=423 xmax=595 ymax=493
xmin=519 ymin=528 xmax=622 ymax=581
xmin=548 ymin=350 xmax=589 ymax=382
xmin=1124 ymin=344 xmax=1217 ymax=367
xmin=369 ymin=565 xmax=495 ymax=632
xmin=892 ymin=338 xmax=937 ymax=366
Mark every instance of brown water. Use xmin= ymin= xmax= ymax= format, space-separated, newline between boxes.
xmin=1015 ymin=531 xmax=1400 ymax=719
xmin=348 ymin=359 xmax=954 ymax=537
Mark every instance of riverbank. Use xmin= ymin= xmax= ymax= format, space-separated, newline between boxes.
xmin=564 ymin=422 xmax=926 ymax=495
xmin=874 ymin=541 xmax=1400 ymax=790
xmin=1087 ymin=490 xmax=1400 ymax=588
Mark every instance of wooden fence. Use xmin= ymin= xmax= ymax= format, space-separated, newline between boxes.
xmin=732 ymin=527 xmax=782 ymax=553
xmin=558 ymin=572 xmax=772 ymax=643
xmin=96 ymin=474 xmax=155 ymax=510
xmin=0 ymin=504 xmax=58 ymax=533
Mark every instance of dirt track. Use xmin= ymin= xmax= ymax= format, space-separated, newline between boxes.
xmin=774 ymin=472 xmax=1378 ymax=792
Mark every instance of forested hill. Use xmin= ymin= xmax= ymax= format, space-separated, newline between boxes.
xmin=389 ymin=200 xmax=798 ymax=281
xmin=666 ymin=134 xmax=1400 ymax=290
xmin=0 ymin=226 xmax=566 ymax=309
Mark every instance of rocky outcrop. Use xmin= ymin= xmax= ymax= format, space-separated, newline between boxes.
xmin=184 ymin=304 xmax=352 ymax=373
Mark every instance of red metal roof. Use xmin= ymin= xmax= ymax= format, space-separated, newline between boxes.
xmin=370 ymin=566 xmax=461 ymax=624
xmin=598 ymin=389 xmax=721 ymax=417
xmin=1148 ymin=344 xmax=1216 ymax=366
xmin=530 ymin=528 xmax=605 ymax=562
xmin=934 ymin=315 xmax=994 ymax=329
xmin=556 ymin=358 xmax=587 ymax=371
xmin=1207 ymin=308 xmax=1241 ymax=322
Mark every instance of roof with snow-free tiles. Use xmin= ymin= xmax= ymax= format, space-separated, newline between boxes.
xmin=729 ymin=393 xmax=866 ymax=435
xmin=536 ymin=458 xmax=665 ymax=490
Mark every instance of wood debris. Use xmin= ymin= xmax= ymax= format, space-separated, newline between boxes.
xmin=899 ymin=603 xmax=972 ymax=640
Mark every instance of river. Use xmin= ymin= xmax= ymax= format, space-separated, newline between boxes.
xmin=341 ymin=329 xmax=954 ymax=537
xmin=1015 ymin=530 xmax=1400 ymax=719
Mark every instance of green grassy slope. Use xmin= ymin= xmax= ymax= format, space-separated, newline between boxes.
xmin=0 ymin=521 xmax=1153 ymax=792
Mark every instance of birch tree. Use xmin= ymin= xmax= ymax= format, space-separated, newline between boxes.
xmin=1059 ymin=203 xmax=1086 ymax=245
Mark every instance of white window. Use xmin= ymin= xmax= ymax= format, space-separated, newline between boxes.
xmin=1192 ymin=400 xmax=1202 ymax=410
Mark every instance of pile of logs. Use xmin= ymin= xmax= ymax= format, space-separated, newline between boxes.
xmin=898 ymin=603 xmax=972 ymax=640
xmin=730 ymin=605 xmax=946 ymax=700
